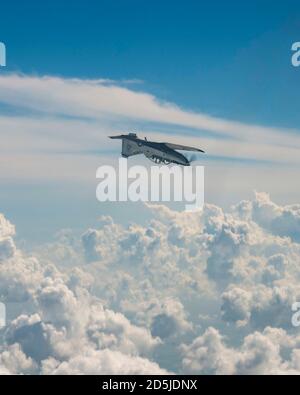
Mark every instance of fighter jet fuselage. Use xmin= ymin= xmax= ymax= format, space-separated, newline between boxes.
xmin=109 ymin=133 xmax=205 ymax=166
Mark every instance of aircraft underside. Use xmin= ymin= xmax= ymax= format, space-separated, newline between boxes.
xmin=144 ymin=149 xmax=189 ymax=166
xmin=148 ymin=155 xmax=172 ymax=165
xmin=110 ymin=134 xmax=203 ymax=166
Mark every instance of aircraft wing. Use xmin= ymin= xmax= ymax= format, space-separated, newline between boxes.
xmin=122 ymin=139 xmax=143 ymax=157
xmin=164 ymin=143 xmax=205 ymax=153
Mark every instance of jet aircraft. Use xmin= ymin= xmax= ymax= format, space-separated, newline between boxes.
xmin=109 ymin=133 xmax=205 ymax=166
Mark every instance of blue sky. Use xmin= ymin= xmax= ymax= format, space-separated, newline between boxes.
xmin=2 ymin=0 xmax=300 ymax=125
xmin=1 ymin=1 xmax=300 ymax=242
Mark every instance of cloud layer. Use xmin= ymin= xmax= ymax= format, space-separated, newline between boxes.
xmin=1 ymin=192 xmax=300 ymax=374
xmin=1 ymin=74 xmax=300 ymax=179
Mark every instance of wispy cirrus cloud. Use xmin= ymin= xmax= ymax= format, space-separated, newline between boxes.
xmin=0 ymin=73 xmax=299 ymax=205
xmin=0 ymin=74 xmax=299 ymax=145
